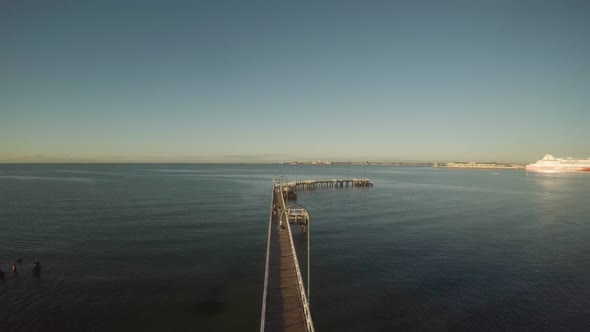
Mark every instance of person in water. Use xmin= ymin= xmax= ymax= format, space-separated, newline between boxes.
xmin=11 ymin=262 xmax=17 ymax=272
xmin=32 ymin=259 xmax=41 ymax=276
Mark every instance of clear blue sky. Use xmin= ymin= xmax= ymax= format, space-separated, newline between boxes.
xmin=1 ymin=0 xmax=589 ymax=163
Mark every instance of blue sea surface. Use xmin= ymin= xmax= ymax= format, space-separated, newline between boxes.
xmin=1 ymin=164 xmax=589 ymax=331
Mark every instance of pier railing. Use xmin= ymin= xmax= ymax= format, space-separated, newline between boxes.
xmin=259 ymin=188 xmax=274 ymax=332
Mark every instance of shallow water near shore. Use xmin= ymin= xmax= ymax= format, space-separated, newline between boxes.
xmin=1 ymin=164 xmax=589 ymax=331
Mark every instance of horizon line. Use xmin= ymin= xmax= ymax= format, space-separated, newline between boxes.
xmin=0 ymin=160 xmax=529 ymax=165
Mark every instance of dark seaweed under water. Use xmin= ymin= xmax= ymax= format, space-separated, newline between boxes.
xmin=1 ymin=164 xmax=589 ymax=331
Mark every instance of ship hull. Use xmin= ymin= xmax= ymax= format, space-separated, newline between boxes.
xmin=525 ymin=165 xmax=590 ymax=173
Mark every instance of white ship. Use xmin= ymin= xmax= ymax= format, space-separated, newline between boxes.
xmin=525 ymin=154 xmax=590 ymax=173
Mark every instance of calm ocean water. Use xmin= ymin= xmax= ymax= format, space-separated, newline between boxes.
xmin=1 ymin=164 xmax=589 ymax=331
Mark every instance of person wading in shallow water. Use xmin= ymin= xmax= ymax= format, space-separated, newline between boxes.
xmin=32 ymin=259 xmax=41 ymax=276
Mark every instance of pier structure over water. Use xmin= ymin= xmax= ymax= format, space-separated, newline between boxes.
xmin=285 ymin=178 xmax=373 ymax=190
xmin=260 ymin=178 xmax=372 ymax=332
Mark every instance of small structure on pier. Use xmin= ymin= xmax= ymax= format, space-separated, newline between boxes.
xmin=285 ymin=206 xmax=310 ymax=232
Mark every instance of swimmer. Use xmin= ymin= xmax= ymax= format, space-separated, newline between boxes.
xmin=32 ymin=259 xmax=41 ymax=276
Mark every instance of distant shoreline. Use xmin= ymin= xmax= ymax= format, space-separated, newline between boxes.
xmin=280 ymin=161 xmax=527 ymax=169
xmin=434 ymin=165 xmax=525 ymax=170
xmin=280 ymin=161 xmax=434 ymax=166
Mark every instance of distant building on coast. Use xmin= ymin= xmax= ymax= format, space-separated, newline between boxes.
xmin=281 ymin=160 xmax=332 ymax=165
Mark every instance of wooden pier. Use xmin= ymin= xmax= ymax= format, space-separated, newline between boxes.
xmin=286 ymin=178 xmax=373 ymax=190
xmin=260 ymin=186 xmax=314 ymax=332
xmin=261 ymin=178 xmax=373 ymax=332
xmin=281 ymin=179 xmax=373 ymax=195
